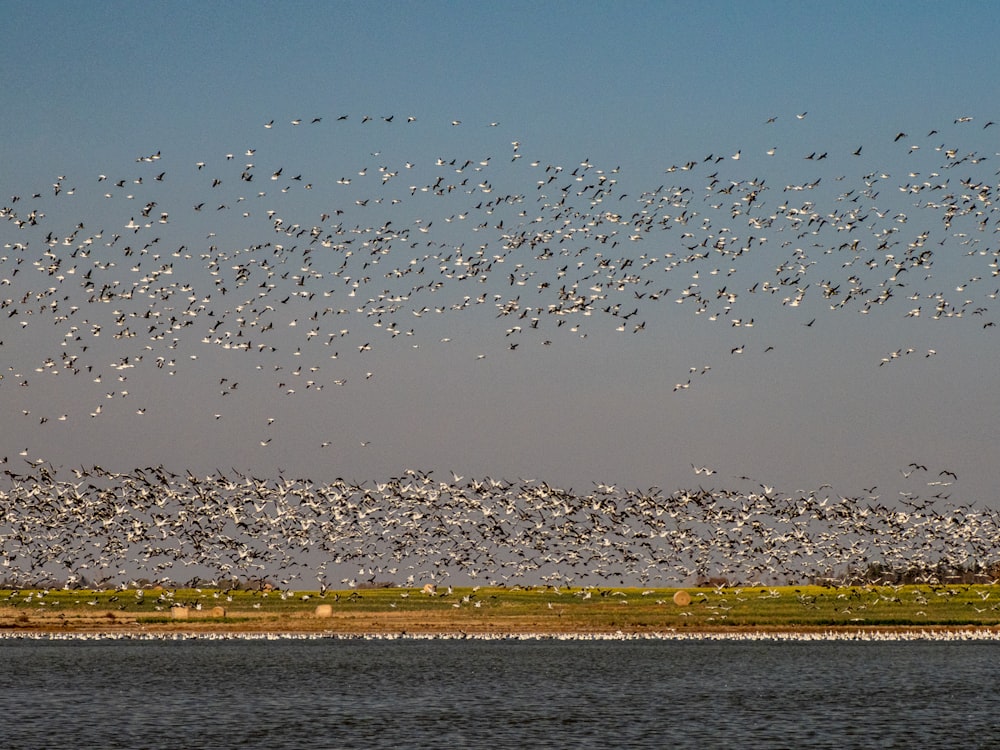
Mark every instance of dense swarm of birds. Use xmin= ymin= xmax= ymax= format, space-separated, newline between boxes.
xmin=1 ymin=112 xmax=998 ymax=587
xmin=0 ymin=461 xmax=990 ymax=589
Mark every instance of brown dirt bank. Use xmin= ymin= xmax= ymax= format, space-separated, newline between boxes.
xmin=4 ymin=607 xmax=999 ymax=638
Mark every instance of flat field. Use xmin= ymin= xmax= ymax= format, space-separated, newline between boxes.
xmin=3 ymin=584 xmax=1000 ymax=636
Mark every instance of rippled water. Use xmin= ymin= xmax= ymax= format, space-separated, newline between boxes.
xmin=2 ymin=639 xmax=1000 ymax=749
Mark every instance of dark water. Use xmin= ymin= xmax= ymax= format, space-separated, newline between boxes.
xmin=2 ymin=637 xmax=999 ymax=749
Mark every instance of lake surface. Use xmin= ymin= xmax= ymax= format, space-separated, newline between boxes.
xmin=2 ymin=636 xmax=999 ymax=749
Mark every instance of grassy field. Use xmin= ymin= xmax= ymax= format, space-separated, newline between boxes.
xmin=3 ymin=583 xmax=1000 ymax=634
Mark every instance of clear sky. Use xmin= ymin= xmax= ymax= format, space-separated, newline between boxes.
xmin=2 ymin=0 xmax=999 ymax=508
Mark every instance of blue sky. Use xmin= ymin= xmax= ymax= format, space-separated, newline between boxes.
xmin=2 ymin=1 xmax=999 ymax=505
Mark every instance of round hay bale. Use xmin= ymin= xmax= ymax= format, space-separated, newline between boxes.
xmin=171 ymin=605 xmax=190 ymax=620
xmin=314 ymin=603 xmax=333 ymax=618
xmin=209 ymin=606 xmax=226 ymax=618
xmin=672 ymin=590 xmax=692 ymax=607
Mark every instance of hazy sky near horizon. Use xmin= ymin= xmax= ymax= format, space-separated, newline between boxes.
xmin=3 ymin=1 xmax=999 ymax=504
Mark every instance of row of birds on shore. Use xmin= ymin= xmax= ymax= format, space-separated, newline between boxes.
xmin=0 ymin=461 xmax=986 ymax=589
xmin=1 ymin=111 xmax=998 ymax=446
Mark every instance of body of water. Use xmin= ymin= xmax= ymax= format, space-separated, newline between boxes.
xmin=1 ymin=636 xmax=998 ymax=748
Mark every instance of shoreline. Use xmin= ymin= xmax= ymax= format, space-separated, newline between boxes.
xmin=5 ymin=615 xmax=1000 ymax=642
xmin=6 ymin=583 xmax=1000 ymax=641
xmin=6 ymin=627 xmax=1000 ymax=641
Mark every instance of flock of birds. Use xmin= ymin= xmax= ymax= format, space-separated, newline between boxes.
xmin=0 ymin=461 xmax=991 ymax=589
xmin=1 ymin=111 xmax=998 ymax=587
